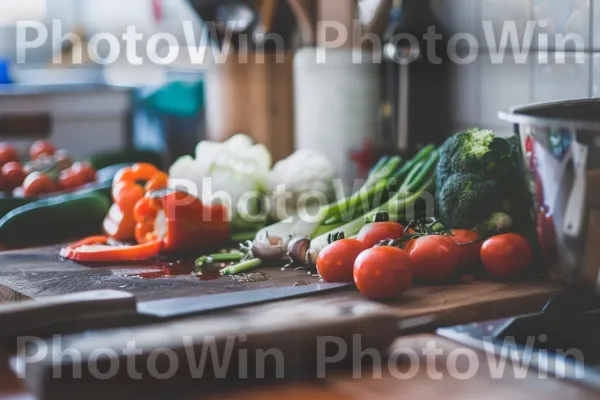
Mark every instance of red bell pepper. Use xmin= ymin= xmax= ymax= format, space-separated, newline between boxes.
xmin=63 ymin=189 xmax=230 ymax=263
xmin=103 ymin=163 xmax=168 ymax=241
xmin=134 ymin=190 xmax=231 ymax=253
xmin=60 ymin=236 xmax=163 ymax=262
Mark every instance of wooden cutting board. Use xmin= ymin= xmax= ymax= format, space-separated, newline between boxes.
xmin=0 ymin=244 xmax=566 ymax=327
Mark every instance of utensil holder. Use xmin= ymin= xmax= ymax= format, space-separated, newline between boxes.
xmin=204 ymin=52 xmax=295 ymax=162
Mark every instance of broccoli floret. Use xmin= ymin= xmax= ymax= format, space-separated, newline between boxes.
xmin=436 ymin=128 xmax=538 ymax=239
xmin=438 ymin=173 xmax=504 ymax=229
xmin=449 ymin=129 xmax=496 ymax=173
xmin=436 ymin=133 xmax=461 ymax=190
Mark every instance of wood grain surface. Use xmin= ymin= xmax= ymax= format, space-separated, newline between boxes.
xmin=0 ymin=244 xmax=566 ymax=329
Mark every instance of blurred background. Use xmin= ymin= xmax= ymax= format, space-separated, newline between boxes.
xmin=0 ymin=0 xmax=595 ymax=180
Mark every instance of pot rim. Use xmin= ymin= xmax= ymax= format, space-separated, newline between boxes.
xmin=498 ymin=98 xmax=600 ymax=132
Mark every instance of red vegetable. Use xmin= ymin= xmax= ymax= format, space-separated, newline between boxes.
xmin=1 ymin=161 xmax=26 ymax=190
xmin=0 ymin=144 xmax=19 ymax=166
xmin=357 ymin=221 xmax=406 ymax=248
xmin=451 ymin=229 xmax=482 ymax=268
xmin=134 ymin=190 xmax=231 ymax=253
xmin=71 ymin=162 xmax=97 ymax=183
xmin=354 ymin=246 xmax=412 ymax=300
xmin=317 ymin=239 xmax=367 ymax=283
xmin=60 ymin=236 xmax=162 ymax=262
xmin=407 ymin=235 xmax=460 ymax=282
xmin=58 ymin=168 xmax=86 ymax=190
xmin=30 ymin=140 xmax=56 ymax=160
xmin=103 ymin=163 xmax=163 ymax=242
xmin=481 ymin=233 xmax=532 ymax=278
xmin=22 ymin=172 xmax=56 ymax=197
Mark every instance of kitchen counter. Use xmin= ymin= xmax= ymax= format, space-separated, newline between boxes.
xmin=0 ymin=243 xmax=578 ymax=398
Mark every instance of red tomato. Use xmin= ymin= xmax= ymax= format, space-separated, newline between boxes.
xmin=1 ymin=162 xmax=26 ymax=190
xmin=71 ymin=162 xmax=97 ymax=183
xmin=23 ymin=172 xmax=56 ymax=197
xmin=354 ymin=246 xmax=412 ymax=300
xmin=0 ymin=144 xmax=19 ymax=166
xmin=58 ymin=168 xmax=86 ymax=190
xmin=451 ymin=229 xmax=482 ymax=268
xmin=357 ymin=222 xmax=406 ymax=248
xmin=29 ymin=140 xmax=56 ymax=160
xmin=481 ymin=234 xmax=532 ymax=278
xmin=317 ymin=239 xmax=367 ymax=283
xmin=407 ymin=235 xmax=460 ymax=282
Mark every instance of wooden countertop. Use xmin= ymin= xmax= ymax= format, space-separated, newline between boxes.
xmin=0 ymin=243 xmax=565 ymax=329
xmin=0 ymin=244 xmax=582 ymax=399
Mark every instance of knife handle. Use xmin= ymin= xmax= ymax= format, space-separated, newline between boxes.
xmin=0 ymin=290 xmax=137 ymax=341
xmin=25 ymin=299 xmax=401 ymax=400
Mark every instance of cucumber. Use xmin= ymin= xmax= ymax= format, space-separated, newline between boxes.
xmin=0 ymin=191 xmax=111 ymax=246
xmin=0 ymin=164 xmax=120 ymax=220
xmin=0 ymin=196 xmax=33 ymax=220
xmin=87 ymin=149 xmax=164 ymax=171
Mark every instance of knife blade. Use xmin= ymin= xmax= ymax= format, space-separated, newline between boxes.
xmin=0 ymin=283 xmax=353 ymax=343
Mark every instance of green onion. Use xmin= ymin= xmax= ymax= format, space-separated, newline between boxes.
xmin=195 ymin=252 xmax=244 ymax=269
xmin=220 ymin=258 xmax=262 ymax=275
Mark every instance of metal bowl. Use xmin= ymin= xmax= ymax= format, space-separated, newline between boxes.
xmin=499 ymin=99 xmax=600 ymax=292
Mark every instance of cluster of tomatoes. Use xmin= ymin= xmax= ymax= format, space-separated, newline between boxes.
xmin=316 ymin=218 xmax=533 ymax=301
xmin=0 ymin=141 xmax=97 ymax=198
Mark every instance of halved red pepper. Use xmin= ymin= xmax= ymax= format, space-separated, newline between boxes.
xmin=103 ymin=163 xmax=168 ymax=241
xmin=134 ymin=190 xmax=231 ymax=253
xmin=60 ymin=236 xmax=162 ymax=262
xmin=64 ymin=189 xmax=231 ymax=263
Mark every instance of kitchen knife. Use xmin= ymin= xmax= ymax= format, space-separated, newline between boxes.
xmin=0 ymin=283 xmax=353 ymax=342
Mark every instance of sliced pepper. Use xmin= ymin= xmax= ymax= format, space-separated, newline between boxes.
xmin=60 ymin=236 xmax=162 ymax=262
xmin=134 ymin=190 xmax=231 ymax=253
xmin=103 ymin=164 xmax=168 ymax=241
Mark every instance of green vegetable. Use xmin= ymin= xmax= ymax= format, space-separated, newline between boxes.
xmin=0 ymin=196 xmax=33 ymax=221
xmin=0 ymin=180 xmax=112 ymax=221
xmin=195 ymin=252 xmax=244 ymax=268
xmin=220 ymin=258 xmax=262 ymax=275
xmin=86 ymin=149 xmax=164 ymax=171
xmin=255 ymin=147 xmax=437 ymax=247
xmin=436 ymin=128 xmax=534 ymax=235
xmin=475 ymin=212 xmax=514 ymax=235
xmin=437 ymin=172 xmax=504 ymax=229
xmin=309 ymin=151 xmax=439 ymax=255
xmin=322 ymin=145 xmax=435 ymax=225
xmin=320 ymin=155 xmax=404 ymax=224
xmin=0 ymin=191 xmax=111 ymax=246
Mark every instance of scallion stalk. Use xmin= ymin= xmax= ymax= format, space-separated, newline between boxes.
xmin=195 ymin=252 xmax=244 ymax=268
xmin=220 ymin=258 xmax=262 ymax=275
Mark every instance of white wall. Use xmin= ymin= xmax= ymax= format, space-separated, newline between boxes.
xmin=431 ymin=0 xmax=595 ymax=135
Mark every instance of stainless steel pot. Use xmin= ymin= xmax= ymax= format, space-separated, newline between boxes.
xmin=499 ymin=99 xmax=600 ymax=292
